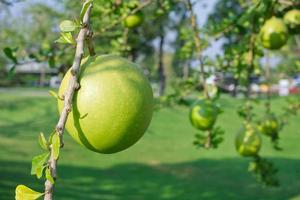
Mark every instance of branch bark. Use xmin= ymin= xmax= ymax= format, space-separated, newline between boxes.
xmin=186 ymin=0 xmax=209 ymax=99
xmin=44 ymin=2 xmax=94 ymax=200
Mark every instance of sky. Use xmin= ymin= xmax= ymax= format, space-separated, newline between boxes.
xmin=7 ymin=0 xmax=222 ymax=58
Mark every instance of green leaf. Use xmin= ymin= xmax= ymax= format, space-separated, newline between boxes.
xmin=80 ymin=0 xmax=93 ymax=23
xmin=31 ymin=153 xmax=49 ymax=176
xmin=3 ymin=47 xmax=18 ymax=64
xmin=55 ymin=32 xmax=75 ymax=45
xmin=15 ymin=185 xmax=44 ymax=200
xmin=36 ymin=165 xmax=44 ymax=179
xmin=59 ymin=20 xmax=77 ymax=32
xmin=52 ymin=133 xmax=60 ymax=160
xmin=38 ymin=132 xmax=49 ymax=150
xmin=48 ymin=90 xmax=58 ymax=99
xmin=45 ymin=168 xmax=55 ymax=184
xmin=7 ymin=64 xmax=16 ymax=80
xmin=48 ymin=56 xmax=55 ymax=68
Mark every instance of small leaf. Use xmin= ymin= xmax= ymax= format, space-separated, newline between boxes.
xmin=59 ymin=20 xmax=77 ymax=32
xmin=52 ymin=133 xmax=60 ymax=160
xmin=7 ymin=64 xmax=16 ymax=80
xmin=36 ymin=166 xmax=44 ymax=179
xmin=31 ymin=153 xmax=49 ymax=176
xmin=38 ymin=132 xmax=49 ymax=150
xmin=48 ymin=90 xmax=58 ymax=99
xmin=15 ymin=185 xmax=44 ymax=200
xmin=80 ymin=0 xmax=93 ymax=23
xmin=48 ymin=56 xmax=55 ymax=68
xmin=55 ymin=32 xmax=75 ymax=45
xmin=45 ymin=168 xmax=55 ymax=184
xmin=3 ymin=47 xmax=18 ymax=64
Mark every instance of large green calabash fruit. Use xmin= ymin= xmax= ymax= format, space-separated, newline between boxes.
xmin=189 ymin=99 xmax=219 ymax=131
xmin=260 ymin=17 xmax=288 ymax=50
xmin=58 ymin=55 xmax=153 ymax=154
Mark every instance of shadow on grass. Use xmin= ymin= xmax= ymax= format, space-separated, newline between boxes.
xmin=1 ymin=158 xmax=300 ymax=200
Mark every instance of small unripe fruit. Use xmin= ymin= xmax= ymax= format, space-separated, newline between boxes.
xmin=260 ymin=17 xmax=288 ymax=50
xmin=189 ymin=99 xmax=219 ymax=131
xmin=284 ymin=9 xmax=300 ymax=34
xmin=235 ymin=123 xmax=261 ymax=157
xmin=124 ymin=12 xmax=144 ymax=28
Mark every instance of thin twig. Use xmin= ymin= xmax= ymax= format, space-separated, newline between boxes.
xmin=186 ymin=0 xmax=209 ymax=99
xmin=265 ymin=50 xmax=271 ymax=113
xmin=43 ymin=2 xmax=94 ymax=200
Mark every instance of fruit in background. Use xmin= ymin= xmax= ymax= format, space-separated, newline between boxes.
xmin=260 ymin=17 xmax=288 ymax=50
xmin=58 ymin=55 xmax=153 ymax=154
xmin=124 ymin=11 xmax=144 ymax=28
xmin=258 ymin=113 xmax=279 ymax=137
xmin=235 ymin=123 xmax=261 ymax=157
xmin=189 ymin=99 xmax=219 ymax=131
xmin=284 ymin=9 xmax=300 ymax=34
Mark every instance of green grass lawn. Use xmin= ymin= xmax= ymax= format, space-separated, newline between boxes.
xmin=0 ymin=89 xmax=300 ymax=200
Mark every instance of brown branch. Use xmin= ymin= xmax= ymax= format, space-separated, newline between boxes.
xmin=186 ymin=0 xmax=209 ymax=99
xmin=43 ymin=1 xmax=94 ymax=200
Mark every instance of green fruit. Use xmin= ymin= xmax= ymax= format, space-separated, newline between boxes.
xmin=260 ymin=17 xmax=288 ymax=50
xmin=124 ymin=12 xmax=144 ymax=28
xmin=258 ymin=113 xmax=279 ymax=137
xmin=189 ymin=99 xmax=219 ymax=131
xmin=284 ymin=9 xmax=300 ymax=34
xmin=235 ymin=123 xmax=261 ymax=157
xmin=58 ymin=55 xmax=153 ymax=154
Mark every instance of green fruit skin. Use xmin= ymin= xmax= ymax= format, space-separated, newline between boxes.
xmin=58 ymin=55 xmax=153 ymax=154
xmin=260 ymin=17 xmax=288 ymax=50
xmin=124 ymin=12 xmax=144 ymax=28
xmin=189 ymin=99 xmax=219 ymax=131
xmin=235 ymin=123 xmax=261 ymax=157
xmin=258 ymin=114 xmax=279 ymax=137
xmin=284 ymin=9 xmax=300 ymax=34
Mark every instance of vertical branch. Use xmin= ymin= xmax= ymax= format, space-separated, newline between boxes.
xmin=158 ymin=23 xmax=166 ymax=96
xmin=186 ymin=0 xmax=209 ymax=99
xmin=265 ymin=50 xmax=271 ymax=113
xmin=44 ymin=2 xmax=94 ymax=200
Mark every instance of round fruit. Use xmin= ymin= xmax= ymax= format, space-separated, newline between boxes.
xmin=284 ymin=9 xmax=300 ymax=34
xmin=58 ymin=55 xmax=153 ymax=154
xmin=260 ymin=17 xmax=288 ymax=50
xmin=235 ymin=123 xmax=261 ymax=157
xmin=189 ymin=99 xmax=219 ymax=131
xmin=124 ymin=12 xmax=144 ymax=28
xmin=258 ymin=113 xmax=279 ymax=137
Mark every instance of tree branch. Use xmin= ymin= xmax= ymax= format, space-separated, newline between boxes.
xmin=186 ymin=0 xmax=209 ymax=99
xmin=44 ymin=2 xmax=94 ymax=200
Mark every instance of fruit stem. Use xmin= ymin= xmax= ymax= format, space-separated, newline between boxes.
xmin=44 ymin=1 xmax=94 ymax=200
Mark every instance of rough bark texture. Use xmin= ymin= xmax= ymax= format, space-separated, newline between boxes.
xmin=44 ymin=2 xmax=94 ymax=200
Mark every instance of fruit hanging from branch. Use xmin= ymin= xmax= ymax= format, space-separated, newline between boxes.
xmin=58 ymin=55 xmax=153 ymax=154
xmin=189 ymin=99 xmax=219 ymax=131
xmin=235 ymin=123 xmax=261 ymax=157
xmin=124 ymin=11 xmax=144 ymax=28
xmin=260 ymin=16 xmax=288 ymax=50
xmin=284 ymin=9 xmax=300 ymax=34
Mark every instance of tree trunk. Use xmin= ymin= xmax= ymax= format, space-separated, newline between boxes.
xmin=158 ymin=25 xmax=165 ymax=96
